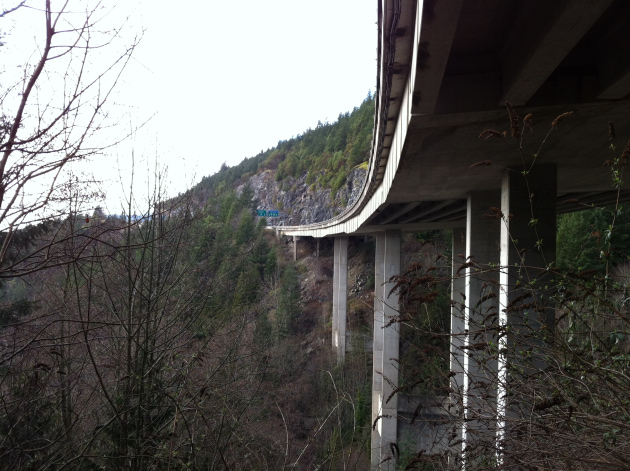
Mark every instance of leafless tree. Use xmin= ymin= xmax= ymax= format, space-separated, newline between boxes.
xmin=0 ymin=0 xmax=138 ymax=274
xmin=0 ymin=165 xmax=292 ymax=470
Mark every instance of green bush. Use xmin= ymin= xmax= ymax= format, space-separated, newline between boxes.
xmin=330 ymin=172 xmax=346 ymax=201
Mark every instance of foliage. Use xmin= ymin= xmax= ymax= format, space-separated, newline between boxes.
xmin=0 ymin=3 xmax=379 ymax=470
xmin=557 ymin=207 xmax=630 ymax=272
xmin=194 ymin=152 xmax=271 ymax=201
xmin=0 ymin=183 xmax=290 ymax=469
xmin=272 ymin=94 xmax=374 ymax=194
xmin=384 ymin=233 xmax=454 ymax=400
xmin=276 ymin=263 xmax=301 ymax=337
xmin=192 ymin=93 xmax=374 ymax=206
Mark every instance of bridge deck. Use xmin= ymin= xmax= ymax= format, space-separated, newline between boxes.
xmin=278 ymin=0 xmax=630 ymax=238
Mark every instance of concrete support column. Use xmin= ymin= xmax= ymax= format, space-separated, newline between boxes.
xmin=293 ymin=236 xmax=299 ymax=261
xmin=463 ymin=190 xmax=502 ymax=456
xmin=449 ymin=228 xmax=466 ymax=464
xmin=497 ymin=165 xmax=557 ymax=458
xmin=332 ymin=236 xmax=349 ymax=362
xmin=371 ymin=233 xmax=385 ymax=469
xmin=315 ymin=237 xmax=321 ymax=279
xmin=332 ymin=238 xmax=339 ymax=350
xmin=371 ymin=230 xmax=401 ymax=469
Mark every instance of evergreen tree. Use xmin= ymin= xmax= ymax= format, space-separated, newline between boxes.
xmin=233 ymin=266 xmax=259 ymax=309
xmin=251 ymin=235 xmax=271 ymax=280
xmin=235 ymin=208 xmax=255 ymax=245
xmin=254 ymin=312 xmax=273 ymax=349
xmin=276 ymin=264 xmax=300 ymax=337
xmin=557 ymin=207 xmax=630 ymax=272
xmin=265 ymin=246 xmax=278 ymax=282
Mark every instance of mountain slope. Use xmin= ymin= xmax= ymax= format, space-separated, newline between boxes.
xmin=190 ymin=93 xmax=374 ymax=225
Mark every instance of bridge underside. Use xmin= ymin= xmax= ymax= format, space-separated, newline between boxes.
xmin=366 ymin=0 xmax=630 ymax=233
xmin=281 ymin=1 xmax=630 ymax=468
xmin=375 ymin=102 xmax=630 ymax=223
xmin=282 ymin=0 xmax=630 ymax=238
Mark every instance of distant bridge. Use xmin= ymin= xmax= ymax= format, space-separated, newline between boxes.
xmin=276 ymin=1 xmax=630 ymax=468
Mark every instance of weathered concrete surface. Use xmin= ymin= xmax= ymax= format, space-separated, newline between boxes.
xmin=497 ymin=164 xmax=557 ymax=452
xmin=462 ymin=191 xmax=502 ymax=455
xmin=332 ymin=236 xmax=349 ymax=362
xmin=371 ymin=230 xmax=401 ymax=469
xmin=371 ymin=233 xmax=385 ymax=469
xmin=450 ymin=228 xmax=466 ymax=465
xmin=397 ymin=395 xmax=452 ymax=457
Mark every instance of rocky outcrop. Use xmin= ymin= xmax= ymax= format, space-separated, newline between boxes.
xmin=242 ymin=167 xmax=367 ymax=226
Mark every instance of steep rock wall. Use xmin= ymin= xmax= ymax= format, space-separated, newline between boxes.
xmin=243 ymin=167 xmax=366 ymax=226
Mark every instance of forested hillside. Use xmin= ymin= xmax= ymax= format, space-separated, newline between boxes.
xmin=196 ymin=92 xmax=374 ymax=195
xmin=0 ymin=1 xmax=379 ymax=467
xmin=190 ymin=94 xmax=375 ymax=226
xmin=0 ymin=89 xmax=380 ymax=469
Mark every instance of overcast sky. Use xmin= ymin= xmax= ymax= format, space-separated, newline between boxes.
xmin=119 ymin=0 xmax=377 ymax=196
xmin=0 ymin=0 xmax=376 ymax=209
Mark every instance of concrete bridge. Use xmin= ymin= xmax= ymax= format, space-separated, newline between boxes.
xmin=276 ymin=0 xmax=630 ymax=468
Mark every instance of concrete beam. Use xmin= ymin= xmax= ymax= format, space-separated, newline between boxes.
xmin=399 ymin=200 xmax=459 ymax=224
xmin=379 ymin=202 xmax=420 ymax=225
xmin=410 ymin=0 xmax=464 ymax=115
xmin=597 ymin=3 xmax=630 ymax=99
xmin=354 ymin=221 xmax=465 ymax=235
xmin=502 ymin=0 xmax=614 ymax=105
xmin=598 ymin=69 xmax=630 ymax=100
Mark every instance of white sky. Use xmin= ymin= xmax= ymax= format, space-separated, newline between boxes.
xmin=111 ymin=0 xmax=377 ymax=200
xmin=0 ymin=0 xmax=376 ymax=211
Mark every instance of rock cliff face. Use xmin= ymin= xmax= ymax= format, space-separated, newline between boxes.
xmin=242 ymin=167 xmax=367 ymax=226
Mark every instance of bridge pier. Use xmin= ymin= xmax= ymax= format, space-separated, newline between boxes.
xmin=332 ymin=236 xmax=349 ymax=362
xmin=451 ymin=166 xmax=557 ymax=465
xmin=371 ymin=233 xmax=385 ymax=469
xmin=497 ymin=164 xmax=557 ymax=459
xmin=449 ymin=228 xmax=466 ymax=466
xmin=371 ymin=230 xmax=401 ymax=469
xmin=462 ymin=191 xmax=502 ymax=456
